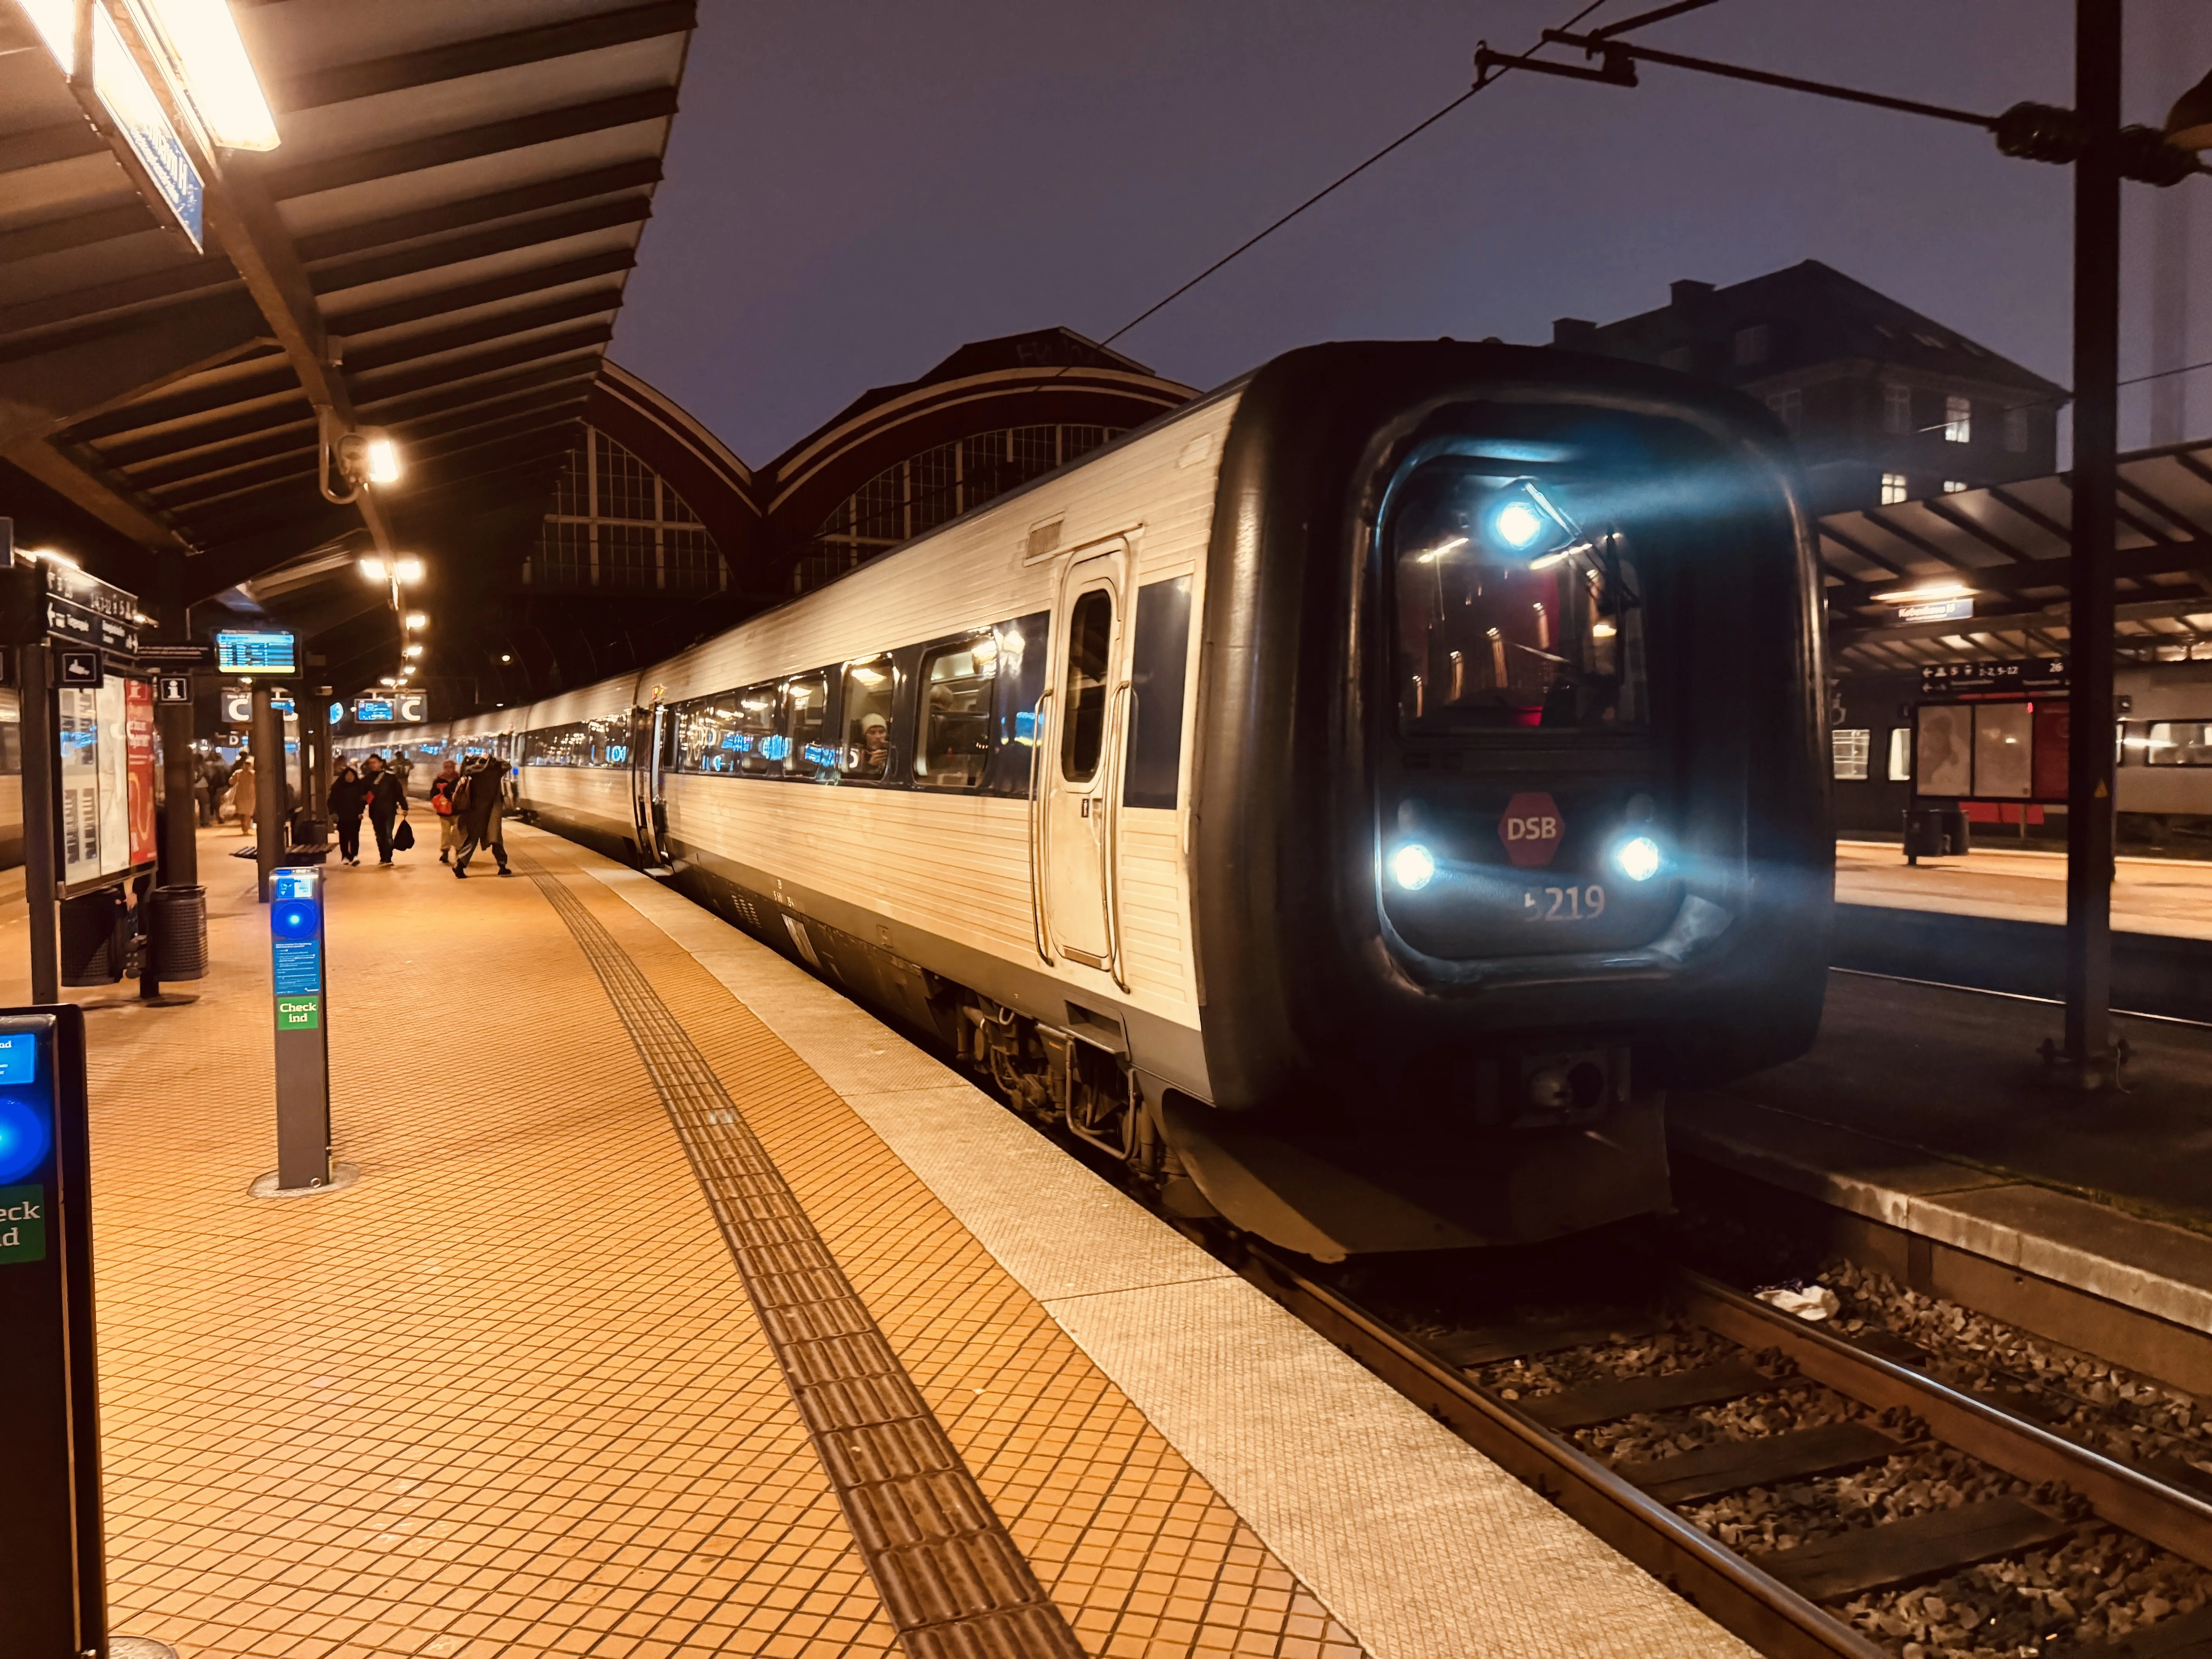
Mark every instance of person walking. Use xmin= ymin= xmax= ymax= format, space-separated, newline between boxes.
xmin=426 ymin=757 xmax=463 ymax=864
xmin=361 ymin=754 xmax=409 ymax=865
xmin=204 ymin=753 xmax=230 ymax=823
xmin=192 ymin=754 xmax=213 ymax=826
xmin=328 ymin=763 xmax=367 ymax=866
xmin=451 ymin=752 xmax=513 ymax=878
xmin=226 ymin=754 xmax=257 ymax=836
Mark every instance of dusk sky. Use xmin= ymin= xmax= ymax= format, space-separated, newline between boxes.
xmin=612 ymin=2 xmax=2212 ymax=466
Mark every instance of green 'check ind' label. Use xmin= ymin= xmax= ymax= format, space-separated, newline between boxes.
xmin=276 ymin=994 xmax=320 ymax=1031
xmin=0 ymin=1184 xmax=46 ymax=1264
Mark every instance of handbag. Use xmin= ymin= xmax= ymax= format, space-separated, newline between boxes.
xmin=393 ymin=818 xmax=416 ymax=852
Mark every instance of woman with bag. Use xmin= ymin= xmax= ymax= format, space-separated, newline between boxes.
xmin=361 ymin=754 xmax=410 ymax=865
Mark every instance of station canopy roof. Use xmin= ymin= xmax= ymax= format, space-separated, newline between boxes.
xmin=0 ymin=0 xmax=693 ymax=689
xmin=1821 ymin=437 xmax=2212 ymax=672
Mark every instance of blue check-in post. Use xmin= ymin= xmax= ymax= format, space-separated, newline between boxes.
xmin=271 ymin=866 xmax=332 ymax=1190
xmin=0 ymin=1007 xmax=106 ymax=1656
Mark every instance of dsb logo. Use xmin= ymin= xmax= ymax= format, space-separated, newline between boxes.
xmin=1500 ymin=791 xmax=1565 ymax=869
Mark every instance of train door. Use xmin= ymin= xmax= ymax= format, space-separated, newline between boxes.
xmin=1039 ymin=549 xmax=1126 ymax=971
xmin=630 ymin=701 xmax=673 ymax=866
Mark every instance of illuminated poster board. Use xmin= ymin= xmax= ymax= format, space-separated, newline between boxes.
xmin=57 ymin=680 xmax=157 ymax=891
xmin=125 ymin=678 xmax=155 ymax=868
xmin=215 ymin=631 xmax=296 ymax=675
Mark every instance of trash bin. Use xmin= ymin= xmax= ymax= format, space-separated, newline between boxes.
xmin=59 ymin=889 xmax=127 ymax=986
xmin=1903 ymin=802 xmax=1970 ymax=864
xmin=148 ymin=884 xmax=208 ymax=981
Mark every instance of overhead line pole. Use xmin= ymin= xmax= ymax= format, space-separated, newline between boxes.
xmin=2062 ymin=0 xmax=2124 ymax=1086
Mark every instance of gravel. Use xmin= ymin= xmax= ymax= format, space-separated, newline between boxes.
xmin=1470 ymin=1304 xmax=2212 ymax=1656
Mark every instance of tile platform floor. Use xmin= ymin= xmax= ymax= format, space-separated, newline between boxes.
xmin=10 ymin=828 xmax=1362 ymax=1659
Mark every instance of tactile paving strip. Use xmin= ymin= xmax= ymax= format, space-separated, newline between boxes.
xmin=524 ymin=858 xmax=1084 ymax=1659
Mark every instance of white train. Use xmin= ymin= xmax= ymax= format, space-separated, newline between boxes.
xmin=350 ymin=343 xmax=1835 ymax=1260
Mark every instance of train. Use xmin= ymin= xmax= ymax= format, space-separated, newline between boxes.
xmin=337 ymin=340 xmax=1837 ymax=1261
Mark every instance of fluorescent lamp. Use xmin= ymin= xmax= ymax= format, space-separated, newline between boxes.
xmin=393 ymin=556 xmax=424 ymax=583
xmin=1872 ymin=582 xmax=1974 ymax=604
xmin=140 ymin=0 xmax=282 ymax=151
xmin=405 ymin=612 xmax=427 ymax=629
xmin=402 ymin=644 xmax=423 ymax=659
xmin=1417 ymin=535 xmax=1470 ymax=564
xmin=359 ymin=557 xmax=389 ymax=582
xmin=364 ymin=434 xmax=400 ymax=484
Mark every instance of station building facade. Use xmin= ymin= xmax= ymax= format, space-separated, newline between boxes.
xmin=477 ymin=329 xmax=1194 ymax=701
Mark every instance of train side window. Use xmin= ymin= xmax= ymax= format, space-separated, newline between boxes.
xmin=1060 ymin=589 xmax=1114 ymax=782
xmin=916 ymin=635 xmax=998 ymax=789
xmin=781 ymin=672 xmax=834 ymax=779
xmin=2145 ymin=720 xmax=2212 ymax=765
xmin=1123 ymin=576 xmax=1190 ymax=808
xmin=726 ymin=685 xmax=778 ymax=775
xmin=680 ymin=696 xmax=744 ymax=774
xmin=841 ymin=656 xmax=897 ymax=782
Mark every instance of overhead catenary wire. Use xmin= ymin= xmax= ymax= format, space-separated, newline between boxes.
xmin=1079 ymin=0 xmax=1635 ymax=359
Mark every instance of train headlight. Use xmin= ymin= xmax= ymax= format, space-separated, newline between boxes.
xmin=1491 ymin=500 xmax=1546 ymax=551
xmin=1615 ymin=835 xmax=1662 ymax=883
xmin=1390 ymin=843 xmax=1437 ymax=891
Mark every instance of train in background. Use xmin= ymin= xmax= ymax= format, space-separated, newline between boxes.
xmin=342 ymin=340 xmax=1840 ymax=1261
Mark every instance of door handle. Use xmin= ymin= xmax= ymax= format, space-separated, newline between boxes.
xmin=1027 ymin=690 xmax=1055 ymax=965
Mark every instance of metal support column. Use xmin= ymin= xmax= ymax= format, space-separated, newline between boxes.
xmin=300 ymin=686 xmax=331 ymax=845
xmin=17 ymin=642 xmax=57 ymax=1004
xmin=251 ymin=684 xmax=282 ymax=904
xmin=2061 ymin=0 xmax=2124 ymax=1086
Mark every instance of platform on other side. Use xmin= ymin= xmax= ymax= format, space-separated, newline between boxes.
xmin=1674 ymin=971 xmax=2212 ymax=1397
xmin=16 ymin=823 xmax=1751 ymax=1659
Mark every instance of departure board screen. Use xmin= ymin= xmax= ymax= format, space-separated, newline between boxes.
xmin=352 ymin=698 xmax=395 ymax=723
xmin=215 ymin=631 xmax=296 ymax=675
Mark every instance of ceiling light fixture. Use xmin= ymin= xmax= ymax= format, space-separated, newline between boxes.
xmin=139 ymin=0 xmax=283 ymax=151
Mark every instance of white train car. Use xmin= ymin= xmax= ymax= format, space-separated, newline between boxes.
xmin=349 ymin=342 xmax=1835 ymax=1261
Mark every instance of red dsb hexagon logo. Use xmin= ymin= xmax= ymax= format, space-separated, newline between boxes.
xmin=1499 ymin=792 xmax=1565 ymax=868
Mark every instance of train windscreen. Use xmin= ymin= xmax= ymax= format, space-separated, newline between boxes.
xmin=1392 ymin=466 xmax=1647 ymax=737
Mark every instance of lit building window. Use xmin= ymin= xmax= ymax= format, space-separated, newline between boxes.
xmin=2004 ymin=405 xmax=2030 ymax=453
xmin=1734 ymin=324 xmax=1771 ymax=366
xmin=524 ymin=427 xmax=728 ymax=594
xmin=800 ymin=423 xmax=1123 ymax=593
xmin=1832 ymin=728 xmax=1871 ymax=780
xmin=1942 ymin=479 xmax=1968 ymax=494
xmin=1944 ymin=395 xmax=1972 ymax=443
xmin=1883 ymin=383 xmax=1912 ymax=435
xmin=1881 ymin=472 xmax=1909 ymax=505
xmin=1766 ymin=388 xmax=1802 ymax=432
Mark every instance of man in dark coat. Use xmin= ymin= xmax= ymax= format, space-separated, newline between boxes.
xmin=361 ymin=754 xmax=409 ymax=865
xmin=452 ymin=753 xmax=513 ymax=878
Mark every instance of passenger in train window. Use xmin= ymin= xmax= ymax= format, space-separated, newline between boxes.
xmin=842 ymin=656 xmax=895 ymax=780
xmin=915 ymin=635 xmax=997 ymax=789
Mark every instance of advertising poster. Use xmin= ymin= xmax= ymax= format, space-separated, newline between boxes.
xmin=126 ymin=677 xmax=156 ymax=868
xmin=95 ymin=678 xmax=129 ymax=878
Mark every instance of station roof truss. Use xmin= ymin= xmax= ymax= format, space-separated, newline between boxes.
xmin=1820 ymin=436 xmax=2212 ymax=672
xmin=0 ymin=0 xmax=694 ymax=687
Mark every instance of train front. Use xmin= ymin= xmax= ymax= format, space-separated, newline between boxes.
xmin=1172 ymin=342 xmax=1833 ymax=1260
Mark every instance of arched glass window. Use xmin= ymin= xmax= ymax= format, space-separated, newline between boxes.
xmin=525 ymin=426 xmax=730 ymax=594
xmin=799 ymin=424 xmax=1122 ymax=592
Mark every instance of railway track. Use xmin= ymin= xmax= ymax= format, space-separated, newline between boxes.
xmin=1200 ymin=1233 xmax=2212 ymax=1659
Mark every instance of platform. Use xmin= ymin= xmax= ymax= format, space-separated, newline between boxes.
xmin=9 ymin=824 xmax=1747 ymax=1659
xmin=1674 ymin=970 xmax=2212 ymax=1398
xmin=1837 ymin=839 xmax=2212 ymax=940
